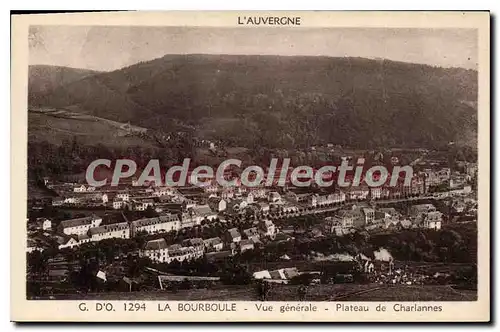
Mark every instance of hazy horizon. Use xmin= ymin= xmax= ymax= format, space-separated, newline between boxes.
xmin=29 ymin=26 xmax=478 ymax=71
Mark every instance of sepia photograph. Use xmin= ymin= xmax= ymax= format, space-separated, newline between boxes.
xmin=11 ymin=11 xmax=490 ymax=322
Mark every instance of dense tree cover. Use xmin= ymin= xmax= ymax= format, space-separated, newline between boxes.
xmin=30 ymin=55 xmax=477 ymax=150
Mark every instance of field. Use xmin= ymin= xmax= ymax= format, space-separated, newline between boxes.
xmin=28 ymin=108 xmax=156 ymax=148
xmin=37 ymin=284 xmax=476 ymax=301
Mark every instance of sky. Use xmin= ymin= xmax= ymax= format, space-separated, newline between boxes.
xmin=29 ymin=26 xmax=478 ymax=72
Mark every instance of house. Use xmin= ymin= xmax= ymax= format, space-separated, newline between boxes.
xmin=208 ymin=197 xmax=227 ymax=212
xmin=227 ymin=228 xmax=242 ymax=243
xmin=410 ymin=204 xmax=437 ymax=219
xmin=73 ymin=185 xmax=87 ymax=193
xmin=63 ymin=197 xmax=79 ymax=205
xmin=362 ymin=208 xmax=375 ymax=225
xmin=410 ymin=204 xmax=442 ymax=229
xmin=166 ymin=245 xmax=204 ymax=263
xmin=422 ymin=211 xmax=443 ymax=230
xmin=324 ymin=216 xmax=349 ymax=236
xmin=333 ymin=210 xmax=355 ymax=229
xmin=309 ymin=192 xmax=346 ymax=207
xmin=58 ymin=216 xmax=102 ymax=236
xmin=116 ymin=192 xmax=130 ymax=202
xmin=243 ymin=227 xmax=261 ymax=242
xmin=248 ymin=187 xmax=267 ymax=199
xmin=244 ymin=193 xmax=254 ymax=204
xmin=56 ymin=233 xmax=90 ymax=249
xmin=89 ymin=222 xmax=130 ymax=242
xmin=344 ymin=186 xmax=370 ymax=200
xmin=259 ymin=219 xmax=276 ymax=239
xmin=131 ymin=213 xmax=180 ymax=235
xmin=227 ymin=199 xmax=248 ymax=214
xmin=239 ymin=239 xmax=255 ymax=252
xmin=154 ymin=187 xmax=173 ymax=197
xmin=253 ymin=270 xmax=272 ymax=279
xmin=101 ymin=193 xmax=109 ymax=204
xmin=268 ymin=191 xmax=282 ymax=203
xmin=287 ymin=192 xmax=312 ymax=204
xmin=56 ymin=236 xmax=79 ymax=250
xmin=51 ymin=198 xmax=64 ymax=206
xmin=378 ymin=208 xmax=401 ymax=220
xmin=27 ymin=238 xmax=46 ymax=253
xmin=112 ymin=200 xmax=126 ymax=210
xmin=370 ymin=187 xmax=383 ymax=199
xmin=36 ymin=217 xmax=52 ymax=231
xmin=190 ymin=204 xmax=218 ymax=224
xmin=140 ymin=238 xmax=169 ymax=263
xmin=132 ymin=199 xmax=154 ymax=211
xmin=256 ymin=202 xmax=270 ymax=214
xmin=203 ymin=237 xmax=224 ymax=252
xmin=182 ymin=238 xmax=205 ymax=249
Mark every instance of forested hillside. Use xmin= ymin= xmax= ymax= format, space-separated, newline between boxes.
xmin=29 ymin=55 xmax=478 ymax=149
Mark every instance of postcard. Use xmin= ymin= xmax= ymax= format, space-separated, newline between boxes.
xmin=11 ymin=11 xmax=490 ymax=322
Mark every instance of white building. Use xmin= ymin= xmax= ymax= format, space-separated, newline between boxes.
xmin=116 ymin=192 xmax=130 ymax=202
xmin=133 ymin=199 xmax=155 ymax=211
xmin=89 ymin=222 xmax=130 ymax=242
xmin=58 ymin=216 xmax=102 ymax=236
xmin=73 ymin=185 xmax=87 ymax=193
xmin=203 ymin=237 xmax=224 ymax=252
xmin=131 ymin=214 xmax=180 ymax=235
xmin=259 ymin=219 xmax=277 ymax=238
xmin=166 ymin=245 xmax=204 ymax=263
xmin=141 ymin=238 xmax=169 ymax=263
xmin=208 ymin=198 xmax=227 ymax=212
xmin=190 ymin=204 xmax=217 ymax=224
xmin=40 ymin=218 xmax=52 ymax=231
xmin=268 ymin=191 xmax=282 ymax=203
xmin=112 ymin=200 xmax=126 ymax=210
xmin=309 ymin=192 xmax=346 ymax=207
xmin=422 ymin=211 xmax=443 ymax=230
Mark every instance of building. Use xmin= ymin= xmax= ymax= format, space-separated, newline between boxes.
xmin=259 ymin=219 xmax=276 ymax=238
xmin=362 ymin=208 xmax=375 ymax=225
xmin=154 ymin=187 xmax=174 ymax=197
xmin=343 ymin=185 xmax=370 ymax=200
xmin=227 ymin=199 xmax=248 ymax=214
xmin=56 ymin=234 xmax=91 ymax=249
xmin=227 ymin=228 xmax=242 ymax=243
xmin=240 ymin=239 xmax=255 ymax=252
xmin=132 ymin=199 xmax=155 ymax=211
xmin=207 ymin=197 xmax=227 ymax=212
xmin=112 ymin=200 xmax=126 ymax=210
xmin=73 ymin=185 xmax=87 ymax=193
xmin=203 ymin=237 xmax=224 ymax=252
xmin=141 ymin=238 xmax=169 ymax=263
xmin=268 ymin=191 xmax=282 ymax=203
xmin=166 ymin=244 xmax=204 ymax=263
xmin=410 ymin=204 xmax=442 ymax=229
xmin=116 ymin=192 xmax=130 ymax=202
xmin=89 ymin=222 xmax=130 ymax=242
xmin=410 ymin=204 xmax=437 ymax=218
xmin=422 ymin=211 xmax=443 ymax=230
xmin=36 ymin=217 xmax=52 ymax=231
xmin=182 ymin=238 xmax=205 ymax=249
xmin=190 ymin=204 xmax=218 ymax=224
xmin=131 ymin=213 xmax=180 ymax=235
xmin=58 ymin=216 xmax=102 ymax=236
xmin=256 ymin=202 xmax=270 ymax=214
xmin=309 ymin=192 xmax=346 ymax=207
xmin=243 ymin=227 xmax=261 ymax=242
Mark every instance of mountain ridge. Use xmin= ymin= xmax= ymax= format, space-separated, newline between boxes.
xmin=28 ymin=54 xmax=478 ymax=149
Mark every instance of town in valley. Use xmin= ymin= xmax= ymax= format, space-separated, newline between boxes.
xmin=26 ymin=26 xmax=479 ymax=301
